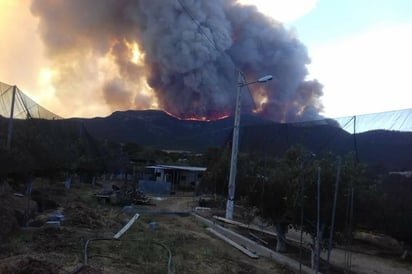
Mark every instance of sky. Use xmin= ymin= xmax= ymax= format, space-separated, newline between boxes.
xmin=241 ymin=0 xmax=412 ymax=118
xmin=1 ymin=0 xmax=412 ymax=119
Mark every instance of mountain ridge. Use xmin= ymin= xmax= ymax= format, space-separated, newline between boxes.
xmin=64 ymin=110 xmax=412 ymax=171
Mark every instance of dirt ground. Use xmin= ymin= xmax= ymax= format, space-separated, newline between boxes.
xmin=285 ymin=228 xmax=412 ymax=274
xmin=1 ymin=179 xmax=412 ymax=274
xmin=0 ymin=180 xmax=291 ymax=274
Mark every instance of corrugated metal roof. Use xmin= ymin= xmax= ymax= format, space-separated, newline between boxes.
xmin=145 ymin=165 xmax=207 ymax=172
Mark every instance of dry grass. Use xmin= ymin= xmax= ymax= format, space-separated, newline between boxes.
xmin=83 ymin=213 xmax=290 ymax=273
xmin=0 ymin=181 xmax=290 ymax=273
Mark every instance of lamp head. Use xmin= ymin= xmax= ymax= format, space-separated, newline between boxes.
xmin=257 ymin=75 xmax=273 ymax=83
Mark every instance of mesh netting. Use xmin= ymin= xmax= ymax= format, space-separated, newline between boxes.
xmin=0 ymin=81 xmax=60 ymax=120
xmin=334 ymin=109 xmax=412 ymax=133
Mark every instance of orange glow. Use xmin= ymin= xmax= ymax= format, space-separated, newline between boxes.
xmin=186 ymin=117 xmax=209 ymax=121
xmin=214 ymin=114 xmax=231 ymax=120
xmin=39 ymin=68 xmax=56 ymax=83
xmin=164 ymin=111 xmax=231 ymax=122
xmin=296 ymin=105 xmax=306 ymax=117
xmin=253 ymin=95 xmax=268 ymax=114
xmin=251 ymin=87 xmax=268 ymax=114
xmin=125 ymin=41 xmax=144 ymax=65
xmin=141 ymin=84 xmax=159 ymax=110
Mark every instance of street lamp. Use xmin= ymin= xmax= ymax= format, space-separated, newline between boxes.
xmin=225 ymin=72 xmax=273 ymax=220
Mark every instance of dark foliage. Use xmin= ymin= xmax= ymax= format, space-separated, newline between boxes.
xmin=361 ymin=173 xmax=412 ymax=246
xmin=0 ymin=117 xmax=104 ymax=183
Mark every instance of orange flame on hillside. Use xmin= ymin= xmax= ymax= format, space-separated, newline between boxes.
xmin=164 ymin=111 xmax=230 ymax=122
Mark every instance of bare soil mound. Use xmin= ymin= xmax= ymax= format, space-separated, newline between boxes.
xmin=64 ymin=202 xmax=122 ymax=230
xmin=32 ymin=227 xmax=80 ymax=253
xmin=0 ymin=256 xmax=60 ymax=274
xmin=0 ymin=193 xmax=37 ymax=240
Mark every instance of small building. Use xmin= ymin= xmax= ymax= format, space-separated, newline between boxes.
xmin=140 ymin=164 xmax=207 ymax=193
xmin=389 ymin=171 xmax=412 ymax=178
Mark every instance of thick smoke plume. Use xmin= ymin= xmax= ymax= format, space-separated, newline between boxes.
xmin=31 ymin=0 xmax=323 ymax=122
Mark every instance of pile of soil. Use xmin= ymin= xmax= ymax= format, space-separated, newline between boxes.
xmin=32 ymin=227 xmax=81 ymax=253
xmin=0 ymin=193 xmax=37 ymax=240
xmin=0 ymin=256 xmax=60 ymax=274
xmin=64 ymin=202 xmax=124 ymax=230
xmin=72 ymin=265 xmax=103 ymax=274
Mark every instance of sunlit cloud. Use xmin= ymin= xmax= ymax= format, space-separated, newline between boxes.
xmin=129 ymin=42 xmax=143 ymax=65
xmin=39 ymin=68 xmax=54 ymax=83
xmin=0 ymin=0 xmax=45 ymax=93
xmin=8 ymin=0 xmax=409 ymax=121
xmin=0 ymin=0 xmax=116 ymax=118
xmin=1 ymin=0 xmax=320 ymax=120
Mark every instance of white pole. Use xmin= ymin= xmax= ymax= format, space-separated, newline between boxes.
xmin=316 ymin=167 xmax=321 ymax=273
xmin=225 ymin=72 xmax=244 ymax=220
xmin=327 ymin=157 xmax=342 ymax=267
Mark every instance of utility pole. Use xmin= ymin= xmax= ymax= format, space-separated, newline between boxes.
xmin=225 ymin=72 xmax=273 ymax=220
xmin=225 ymin=72 xmax=244 ymax=220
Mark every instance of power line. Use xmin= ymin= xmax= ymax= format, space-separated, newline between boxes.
xmin=175 ymin=0 xmax=217 ymax=51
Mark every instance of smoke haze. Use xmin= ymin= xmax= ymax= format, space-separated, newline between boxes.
xmin=30 ymin=0 xmax=323 ymax=121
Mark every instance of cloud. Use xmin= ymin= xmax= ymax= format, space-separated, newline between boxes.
xmin=0 ymin=0 xmax=44 ymax=98
xmin=0 ymin=0 xmax=112 ymax=118
xmin=1 ymin=0 xmax=324 ymax=121
xmin=27 ymin=0 xmax=324 ymax=121
xmin=237 ymin=0 xmax=319 ymax=23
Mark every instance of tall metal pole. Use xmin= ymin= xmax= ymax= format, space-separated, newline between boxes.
xmin=299 ymin=160 xmax=305 ymax=274
xmin=225 ymin=72 xmax=244 ymax=220
xmin=316 ymin=167 xmax=321 ymax=274
xmin=327 ymin=157 xmax=342 ymax=272
xmin=7 ymin=85 xmax=17 ymax=149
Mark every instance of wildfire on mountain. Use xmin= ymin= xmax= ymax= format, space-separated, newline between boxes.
xmin=31 ymin=0 xmax=323 ymax=122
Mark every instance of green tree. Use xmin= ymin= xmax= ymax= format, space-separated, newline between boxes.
xmin=199 ymin=147 xmax=230 ymax=195
xmin=371 ymin=173 xmax=412 ymax=254
xmin=242 ymin=147 xmax=369 ymax=265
